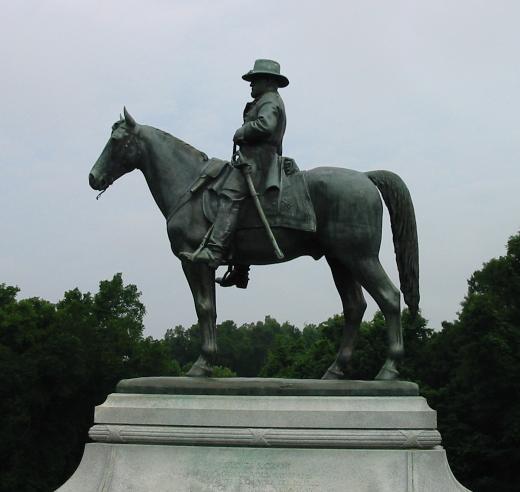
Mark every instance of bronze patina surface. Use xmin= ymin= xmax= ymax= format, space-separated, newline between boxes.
xmin=89 ymin=59 xmax=419 ymax=382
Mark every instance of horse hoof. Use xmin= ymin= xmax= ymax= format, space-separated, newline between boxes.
xmin=186 ymin=357 xmax=212 ymax=377
xmin=186 ymin=364 xmax=211 ymax=377
xmin=375 ymin=363 xmax=400 ymax=381
xmin=321 ymin=366 xmax=344 ymax=380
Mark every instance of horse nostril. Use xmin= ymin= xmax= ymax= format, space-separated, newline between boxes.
xmin=89 ymin=173 xmax=99 ymax=189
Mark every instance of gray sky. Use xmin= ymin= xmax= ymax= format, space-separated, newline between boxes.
xmin=1 ymin=0 xmax=519 ymax=338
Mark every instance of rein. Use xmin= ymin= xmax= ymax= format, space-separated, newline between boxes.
xmin=166 ymin=156 xmax=230 ymax=224
xmin=165 ymin=175 xmax=205 ymax=224
xmin=96 ymin=189 xmax=107 ymax=200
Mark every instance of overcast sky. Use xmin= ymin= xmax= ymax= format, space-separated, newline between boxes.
xmin=1 ymin=1 xmax=519 ymax=338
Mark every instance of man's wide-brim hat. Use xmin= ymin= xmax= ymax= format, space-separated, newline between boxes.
xmin=242 ymin=59 xmax=289 ymax=87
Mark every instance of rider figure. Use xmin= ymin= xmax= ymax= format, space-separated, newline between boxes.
xmin=181 ymin=59 xmax=289 ymax=285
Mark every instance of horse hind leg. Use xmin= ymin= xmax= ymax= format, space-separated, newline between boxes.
xmin=322 ymin=257 xmax=367 ymax=380
xmin=352 ymin=256 xmax=404 ymax=380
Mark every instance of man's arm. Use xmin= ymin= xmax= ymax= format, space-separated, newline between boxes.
xmin=234 ymin=100 xmax=279 ymax=144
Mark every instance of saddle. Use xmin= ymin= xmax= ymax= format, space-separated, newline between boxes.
xmin=195 ymin=157 xmax=317 ymax=233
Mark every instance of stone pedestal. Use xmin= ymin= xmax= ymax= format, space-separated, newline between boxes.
xmin=57 ymin=378 xmax=469 ymax=491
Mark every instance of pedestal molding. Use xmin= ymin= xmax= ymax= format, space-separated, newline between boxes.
xmin=89 ymin=424 xmax=442 ymax=449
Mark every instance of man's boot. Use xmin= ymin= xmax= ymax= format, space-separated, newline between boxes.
xmin=216 ymin=265 xmax=250 ymax=289
xmin=180 ymin=197 xmax=241 ymax=268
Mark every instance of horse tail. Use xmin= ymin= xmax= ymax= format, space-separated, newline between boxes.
xmin=366 ymin=170 xmax=419 ymax=316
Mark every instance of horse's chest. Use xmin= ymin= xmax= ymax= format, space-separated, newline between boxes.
xmin=167 ymin=203 xmax=208 ymax=252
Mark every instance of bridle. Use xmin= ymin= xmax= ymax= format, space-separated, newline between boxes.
xmin=96 ymin=130 xmax=142 ymax=200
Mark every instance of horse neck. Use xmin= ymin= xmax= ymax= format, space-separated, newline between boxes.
xmin=138 ymin=126 xmax=204 ymax=219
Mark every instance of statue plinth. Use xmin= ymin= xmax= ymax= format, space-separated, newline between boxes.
xmin=58 ymin=378 xmax=469 ymax=491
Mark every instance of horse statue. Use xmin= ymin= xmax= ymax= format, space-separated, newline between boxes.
xmin=88 ymin=109 xmax=419 ymax=381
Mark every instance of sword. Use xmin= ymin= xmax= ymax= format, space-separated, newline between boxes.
xmin=232 ymin=144 xmax=284 ymax=260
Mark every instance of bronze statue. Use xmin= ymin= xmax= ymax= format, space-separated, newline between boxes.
xmin=182 ymin=59 xmax=289 ymax=288
xmin=89 ymin=59 xmax=419 ymax=381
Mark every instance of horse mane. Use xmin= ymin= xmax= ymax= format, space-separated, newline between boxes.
xmin=144 ymin=125 xmax=209 ymax=163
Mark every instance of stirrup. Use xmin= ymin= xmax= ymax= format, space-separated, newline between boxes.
xmin=215 ymin=265 xmax=234 ymax=285
xmin=215 ymin=265 xmax=249 ymax=289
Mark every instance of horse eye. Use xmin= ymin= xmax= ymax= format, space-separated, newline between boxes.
xmin=111 ymin=128 xmax=125 ymax=141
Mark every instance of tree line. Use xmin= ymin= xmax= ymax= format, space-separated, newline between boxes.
xmin=1 ymin=233 xmax=520 ymax=491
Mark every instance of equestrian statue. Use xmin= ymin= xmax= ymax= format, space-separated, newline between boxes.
xmin=88 ymin=59 xmax=419 ymax=381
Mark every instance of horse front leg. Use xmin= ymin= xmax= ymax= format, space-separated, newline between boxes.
xmin=181 ymin=261 xmax=217 ymax=377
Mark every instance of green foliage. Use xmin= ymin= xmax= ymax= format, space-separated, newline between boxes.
xmin=211 ymin=365 xmax=237 ymax=378
xmin=164 ymin=315 xmax=286 ymax=377
xmin=415 ymin=233 xmax=520 ymax=492
xmin=0 ymin=283 xmax=19 ymax=307
xmin=350 ymin=312 xmax=388 ymax=379
xmin=164 ymin=324 xmax=201 ymax=369
xmin=0 ymin=274 xmax=176 ymax=492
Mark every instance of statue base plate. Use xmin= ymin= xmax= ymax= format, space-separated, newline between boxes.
xmin=58 ymin=378 xmax=469 ymax=491
xmin=116 ymin=376 xmax=419 ymax=396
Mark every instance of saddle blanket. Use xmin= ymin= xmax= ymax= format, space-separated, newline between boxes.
xmin=202 ymin=169 xmax=317 ymax=233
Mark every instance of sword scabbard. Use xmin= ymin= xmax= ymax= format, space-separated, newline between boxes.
xmin=242 ymin=171 xmax=284 ymax=260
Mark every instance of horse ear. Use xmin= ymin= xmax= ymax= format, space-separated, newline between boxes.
xmin=119 ymin=113 xmax=123 ymax=122
xmin=124 ymin=107 xmax=137 ymax=127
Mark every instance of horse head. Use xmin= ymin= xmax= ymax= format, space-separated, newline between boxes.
xmin=89 ymin=108 xmax=143 ymax=192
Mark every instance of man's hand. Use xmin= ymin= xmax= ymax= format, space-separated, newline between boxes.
xmin=232 ymin=149 xmax=251 ymax=169
xmin=283 ymin=157 xmax=299 ymax=175
xmin=233 ymin=127 xmax=246 ymax=144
